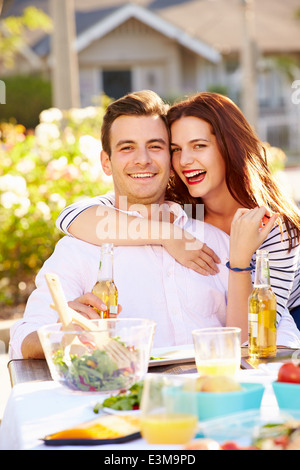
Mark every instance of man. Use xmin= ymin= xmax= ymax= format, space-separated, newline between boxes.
xmin=9 ymin=90 xmax=300 ymax=359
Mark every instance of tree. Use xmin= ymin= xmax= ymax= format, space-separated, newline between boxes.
xmin=0 ymin=6 xmax=52 ymax=72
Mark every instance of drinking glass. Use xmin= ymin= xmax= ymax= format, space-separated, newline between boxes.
xmin=140 ymin=374 xmax=198 ymax=445
xmin=192 ymin=327 xmax=241 ymax=377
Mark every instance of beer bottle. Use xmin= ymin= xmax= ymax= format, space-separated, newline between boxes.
xmin=248 ymin=250 xmax=277 ymax=358
xmin=92 ymin=243 xmax=118 ymax=318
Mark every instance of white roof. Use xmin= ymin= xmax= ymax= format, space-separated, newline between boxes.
xmin=75 ymin=2 xmax=221 ymax=63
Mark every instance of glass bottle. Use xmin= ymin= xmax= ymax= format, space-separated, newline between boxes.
xmin=92 ymin=243 xmax=118 ymax=318
xmin=248 ymin=250 xmax=277 ymax=358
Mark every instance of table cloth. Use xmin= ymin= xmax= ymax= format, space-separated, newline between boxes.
xmin=0 ymin=369 xmax=281 ymax=450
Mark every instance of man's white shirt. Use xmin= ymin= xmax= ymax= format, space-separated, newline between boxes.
xmin=9 ymin=203 xmax=300 ymax=358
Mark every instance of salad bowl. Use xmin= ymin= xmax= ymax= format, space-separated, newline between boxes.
xmin=38 ymin=318 xmax=156 ymax=394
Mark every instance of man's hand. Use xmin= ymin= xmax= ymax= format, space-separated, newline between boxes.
xmin=21 ymin=294 xmax=121 ymax=359
xmin=68 ymin=293 xmax=122 ymax=318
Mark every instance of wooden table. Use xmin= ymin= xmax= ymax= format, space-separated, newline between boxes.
xmin=7 ymin=358 xmax=198 ymax=386
xmin=7 ymin=347 xmax=298 ymax=387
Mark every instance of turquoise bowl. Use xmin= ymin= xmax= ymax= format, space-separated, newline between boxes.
xmin=190 ymin=383 xmax=265 ymax=421
xmin=272 ymin=381 xmax=300 ymax=410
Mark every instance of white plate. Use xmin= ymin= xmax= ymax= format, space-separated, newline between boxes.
xmin=102 ymin=407 xmax=140 ymax=416
xmin=149 ymin=344 xmax=195 ymax=367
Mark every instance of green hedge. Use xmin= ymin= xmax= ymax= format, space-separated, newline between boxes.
xmin=0 ymin=100 xmax=113 ymax=305
xmin=0 ymin=74 xmax=52 ymax=129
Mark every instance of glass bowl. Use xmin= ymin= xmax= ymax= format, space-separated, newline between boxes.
xmin=38 ymin=318 xmax=156 ymax=394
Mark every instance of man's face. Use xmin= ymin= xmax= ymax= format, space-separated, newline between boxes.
xmin=101 ymin=115 xmax=171 ymax=208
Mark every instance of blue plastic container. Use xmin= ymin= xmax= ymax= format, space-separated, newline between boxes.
xmin=192 ymin=383 xmax=265 ymax=421
xmin=272 ymin=381 xmax=300 ymax=410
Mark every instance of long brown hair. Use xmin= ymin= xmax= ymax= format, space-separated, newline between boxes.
xmin=166 ymin=92 xmax=300 ymax=249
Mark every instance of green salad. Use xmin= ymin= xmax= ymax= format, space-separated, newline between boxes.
xmin=52 ymin=348 xmax=135 ymax=392
xmin=93 ymin=381 xmax=144 ymax=412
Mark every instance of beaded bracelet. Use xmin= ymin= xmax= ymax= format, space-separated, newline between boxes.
xmin=225 ymin=261 xmax=253 ymax=272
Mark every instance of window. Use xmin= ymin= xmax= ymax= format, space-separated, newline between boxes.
xmin=102 ymin=70 xmax=132 ymax=100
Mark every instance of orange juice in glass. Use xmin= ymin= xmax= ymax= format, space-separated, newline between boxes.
xmin=196 ymin=358 xmax=239 ymax=376
xmin=140 ymin=374 xmax=198 ymax=445
xmin=192 ymin=327 xmax=241 ymax=377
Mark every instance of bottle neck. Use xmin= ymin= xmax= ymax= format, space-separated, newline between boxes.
xmin=98 ymin=245 xmax=114 ymax=281
xmin=254 ymin=252 xmax=271 ymax=288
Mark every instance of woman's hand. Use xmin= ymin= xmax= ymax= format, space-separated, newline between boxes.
xmin=229 ymin=206 xmax=279 ymax=268
xmin=163 ymin=230 xmax=221 ymax=276
xmin=68 ymin=293 xmax=122 ymax=319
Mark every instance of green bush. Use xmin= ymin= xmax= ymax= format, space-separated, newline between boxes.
xmin=0 ymin=100 xmax=113 ymax=305
xmin=0 ymin=74 xmax=52 ymax=128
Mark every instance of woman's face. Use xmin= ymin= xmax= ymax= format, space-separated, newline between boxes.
xmin=170 ymin=116 xmax=227 ymax=202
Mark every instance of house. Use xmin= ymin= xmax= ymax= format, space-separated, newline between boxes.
xmin=32 ymin=1 xmax=222 ymax=104
xmin=2 ymin=0 xmax=300 ymax=156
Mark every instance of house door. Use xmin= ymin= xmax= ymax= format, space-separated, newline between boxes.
xmin=102 ymin=70 xmax=132 ymax=100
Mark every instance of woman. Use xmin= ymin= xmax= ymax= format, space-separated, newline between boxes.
xmin=56 ymin=92 xmax=300 ymax=338
xmin=165 ymin=93 xmax=300 ymax=326
xmin=167 ymin=93 xmax=300 ymax=241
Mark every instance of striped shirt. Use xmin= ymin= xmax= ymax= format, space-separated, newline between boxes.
xmin=56 ymin=193 xmax=300 ymax=323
